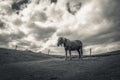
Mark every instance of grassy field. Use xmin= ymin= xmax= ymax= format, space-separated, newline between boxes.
xmin=0 ymin=48 xmax=52 ymax=64
xmin=0 ymin=48 xmax=120 ymax=80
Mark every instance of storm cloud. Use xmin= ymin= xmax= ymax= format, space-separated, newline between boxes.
xmin=67 ymin=0 xmax=82 ymax=15
xmin=31 ymin=11 xmax=47 ymax=22
xmin=28 ymin=23 xmax=56 ymax=40
xmin=0 ymin=0 xmax=120 ymax=54
xmin=12 ymin=0 xmax=30 ymax=10
xmin=0 ymin=30 xmax=26 ymax=48
xmin=0 ymin=20 xmax=5 ymax=29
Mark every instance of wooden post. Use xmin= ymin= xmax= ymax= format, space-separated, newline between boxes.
xmin=15 ymin=45 xmax=18 ymax=50
xmin=90 ymin=48 xmax=92 ymax=56
xmin=48 ymin=49 xmax=50 ymax=55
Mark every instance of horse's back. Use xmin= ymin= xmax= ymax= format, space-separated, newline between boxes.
xmin=74 ymin=40 xmax=82 ymax=45
xmin=64 ymin=39 xmax=82 ymax=50
xmin=70 ymin=40 xmax=82 ymax=47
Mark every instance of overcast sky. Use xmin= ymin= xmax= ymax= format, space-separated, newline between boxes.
xmin=0 ymin=0 xmax=120 ymax=55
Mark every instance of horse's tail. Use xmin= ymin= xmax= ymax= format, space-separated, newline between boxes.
xmin=81 ymin=46 xmax=83 ymax=56
xmin=81 ymin=43 xmax=83 ymax=56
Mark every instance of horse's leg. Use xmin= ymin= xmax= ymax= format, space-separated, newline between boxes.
xmin=80 ymin=47 xmax=83 ymax=57
xmin=69 ymin=50 xmax=72 ymax=60
xmin=65 ymin=50 xmax=67 ymax=61
xmin=77 ymin=50 xmax=81 ymax=59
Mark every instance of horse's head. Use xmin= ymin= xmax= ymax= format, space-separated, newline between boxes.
xmin=57 ymin=37 xmax=66 ymax=47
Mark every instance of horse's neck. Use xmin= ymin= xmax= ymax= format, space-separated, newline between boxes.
xmin=63 ymin=39 xmax=70 ymax=47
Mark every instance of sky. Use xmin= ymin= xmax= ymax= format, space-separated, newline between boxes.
xmin=0 ymin=0 xmax=120 ymax=55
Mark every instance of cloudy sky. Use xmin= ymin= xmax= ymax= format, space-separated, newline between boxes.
xmin=0 ymin=0 xmax=120 ymax=55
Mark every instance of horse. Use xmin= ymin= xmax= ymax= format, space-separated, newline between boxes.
xmin=57 ymin=37 xmax=83 ymax=60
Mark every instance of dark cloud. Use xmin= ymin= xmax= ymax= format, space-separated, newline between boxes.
xmin=13 ymin=18 xmax=23 ymax=26
xmin=11 ymin=0 xmax=30 ymax=14
xmin=12 ymin=2 xmax=20 ymax=10
xmin=0 ymin=34 xmax=11 ymax=45
xmin=83 ymin=24 xmax=120 ymax=46
xmin=0 ymin=4 xmax=13 ymax=15
xmin=84 ymin=31 xmax=120 ymax=46
xmin=51 ymin=0 xmax=57 ymax=4
xmin=17 ymin=40 xmax=31 ymax=47
xmin=33 ymin=27 xmax=56 ymax=40
xmin=28 ymin=23 xmax=56 ymax=40
xmin=16 ymin=40 xmax=42 ymax=50
xmin=10 ymin=31 xmax=26 ymax=40
xmin=67 ymin=0 xmax=82 ymax=15
xmin=101 ymin=0 xmax=120 ymax=21
xmin=34 ymin=0 xmax=40 ymax=4
xmin=0 ymin=20 xmax=5 ymax=29
xmin=31 ymin=12 xmax=47 ymax=22
xmin=0 ymin=31 xmax=26 ymax=45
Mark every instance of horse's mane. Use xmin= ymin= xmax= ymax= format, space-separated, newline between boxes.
xmin=63 ymin=37 xmax=70 ymax=42
xmin=63 ymin=37 xmax=71 ymax=47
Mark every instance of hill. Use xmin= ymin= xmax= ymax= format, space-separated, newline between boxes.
xmin=0 ymin=48 xmax=52 ymax=64
xmin=0 ymin=48 xmax=120 ymax=64
xmin=0 ymin=48 xmax=120 ymax=80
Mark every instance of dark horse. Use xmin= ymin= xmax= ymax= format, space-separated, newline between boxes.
xmin=57 ymin=37 xmax=83 ymax=60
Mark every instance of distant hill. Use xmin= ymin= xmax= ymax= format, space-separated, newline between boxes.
xmin=0 ymin=48 xmax=52 ymax=64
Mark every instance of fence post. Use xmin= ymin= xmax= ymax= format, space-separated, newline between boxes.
xmin=90 ymin=48 xmax=92 ymax=56
xmin=15 ymin=45 xmax=18 ymax=50
xmin=48 ymin=49 xmax=50 ymax=55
